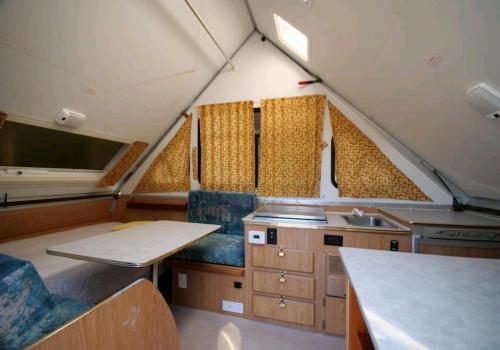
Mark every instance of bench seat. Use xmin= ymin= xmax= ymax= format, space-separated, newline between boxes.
xmin=0 ymin=254 xmax=92 ymax=350
xmin=173 ymin=190 xmax=256 ymax=267
xmin=173 ymin=233 xmax=244 ymax=267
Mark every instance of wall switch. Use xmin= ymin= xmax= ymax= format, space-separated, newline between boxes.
xmin=178 ymin=273 xmax=187 ymax=289
xmin=248 ymin=230 xmax=265 ymax=244
xmin=267 ymin=228 xmax=278 ymax=245
xmin=222 ymin=300 xmax=244 ymax=314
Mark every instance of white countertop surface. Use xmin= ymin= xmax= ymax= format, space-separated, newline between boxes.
xmin=382 ymin=207 xmax=500 ymax=227
xmin=243 ymin=212 xmax=410 ymax=233
xmin=47 ymin=221 xmax=220 ymax=266
xmin=339 ymin=247 xmax=500 ymax=350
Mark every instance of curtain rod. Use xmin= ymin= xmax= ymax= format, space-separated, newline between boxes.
xmin=2 ymin=193 xmax=116 ymax=208
xmin=184 ymin=0 xmax=235 ymax=70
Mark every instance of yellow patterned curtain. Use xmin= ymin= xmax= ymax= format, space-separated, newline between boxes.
xmin=96 ymin=141 xmax=148 ymax=187
xmin=258 ymin=94 xmax=326 ymax=197
xmin=198 ymin=101 xmax=255 ymax=192
xmin=328 ymin=102 xmax=430 ymax=201
xmin=134 ymin=116 xmax=192 ymax=193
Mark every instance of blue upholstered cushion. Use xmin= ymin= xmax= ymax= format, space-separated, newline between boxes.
xmin=0 ymin=254 xmax=66 ymax=350
xmin=174 ymin=191 xmax=255 ymax=266
xmin=50 ymin=294 xmax=92 ymax=322
xmin=0 ymin=254 xmax=93 ymax=350
xmin=187 ymin=190 xmax=256 ymax=236
xmin=173 ymin=233 xmax=244 ymax=267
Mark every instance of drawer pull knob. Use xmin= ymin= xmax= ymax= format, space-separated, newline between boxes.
xmin=278 ymin=246 xmax=285 ymax=257
xmin=278 ymin=296 xmax=286 ymax=308
xmin=279 ymin=271 xmax=286 ymax=283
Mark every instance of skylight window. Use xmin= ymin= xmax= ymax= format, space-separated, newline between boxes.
xmin=274 ymin=14 xmax=308 ymax=62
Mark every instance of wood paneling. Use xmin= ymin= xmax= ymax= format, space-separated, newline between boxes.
xmin=172 ymin=268 xmax=220 ymax=311
xmin=419 ymin=244 xmax=500 ymax=259
xmin=347 ymin=281 xmax=374 ymax=350
xmin=252 ymin=245 xmax=314 ymax=273
xmin=170 ymin=259 xmax=245 ymax=277
xmin=252 ymin=294 xmax=315 ymax=326
xmin=324 ymin=297 xmax=346 ymax=335
xmin=0 ymin=199 xmax=111 ymax=243
xmin=343 ymin=231 xmax=411 ymax=252
xmin=110 ymin=196 xmax=187 ymax=222
xmin=172 ymin=267 xmax=247 ymax=317
xmin=253 ymin=270 xmax=315 ymax=299
xmin=28 ymin=279 xmax=179 ymax=350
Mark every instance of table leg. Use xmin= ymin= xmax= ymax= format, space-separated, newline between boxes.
xmin=152 ymin=261 xmax=159 ymax=287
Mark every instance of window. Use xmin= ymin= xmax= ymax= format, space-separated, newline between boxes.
xmin=274 ymin=13 xmax=308 ymax=62
xmin=331 ymin=137 xmax=338 ymax=188
xmin=198 ymin=108 xmax=261 ymax=188
xmin=0 ymin=121 xmax=126 ymax=171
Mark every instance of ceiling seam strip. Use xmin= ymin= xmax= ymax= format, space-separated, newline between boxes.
xmin=112 ymin=30 xmax=256 ymax=198
xmin=243 ymin=0 xmax=258 ymax=30
xmin=184 ymin=0 xmax=235 ymax=70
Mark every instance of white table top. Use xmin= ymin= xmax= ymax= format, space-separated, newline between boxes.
xmin=47 ymin=221 xmax=220 ymax=267
xmin=339 ymin=247 xmax=500 ymax=350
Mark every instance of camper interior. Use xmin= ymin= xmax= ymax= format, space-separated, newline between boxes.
xmin=1 ymin=1 xmax=500 ymax=349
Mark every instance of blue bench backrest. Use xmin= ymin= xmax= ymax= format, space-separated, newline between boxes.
xmin=187 ymin=190 xmax=256 ymax=236
xmin=0 ymin=254 xmax=66 ymax=350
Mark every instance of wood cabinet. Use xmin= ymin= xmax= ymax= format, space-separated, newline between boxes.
xmin=245 ymin=223 xmax=411 ymax=336
xmin=324 ymin=297 xmax=346 ymax=335
xmin=253 ymin=270 xmax=315 ymax=299
xmin=253 ymin=294 xmax=315 ymax=326
xmin=252 ymin=245 xmax=314 ymax=273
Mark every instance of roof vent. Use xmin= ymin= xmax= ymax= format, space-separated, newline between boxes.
xmin=466 ymin=83 xmax=500 ymax=120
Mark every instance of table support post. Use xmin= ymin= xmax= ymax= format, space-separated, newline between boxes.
xmin=152 ymin=262 xmax=159 ymax=287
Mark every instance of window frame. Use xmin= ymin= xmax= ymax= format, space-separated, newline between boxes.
xmin=0 ymin=118 xmax=130 ymax=173
xmin=273 ymin=13 xmax=309 ymax=62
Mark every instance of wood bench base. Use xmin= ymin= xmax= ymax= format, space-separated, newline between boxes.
xmin=170 ymin=259 xmax=247 ymax=317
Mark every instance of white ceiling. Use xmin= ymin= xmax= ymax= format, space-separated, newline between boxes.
xmin=248 ymin=0 xmax=500 ymax=200
xmin=0 ymin=0 xmax=253 ymax=143
xmin=1 ymin=0 xmax=499 ymax=201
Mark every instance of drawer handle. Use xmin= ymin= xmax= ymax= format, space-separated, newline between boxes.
xmin=279 ymin=271 xmax=286 ymax=284
xmin=278 ymin=246 xmax=285 ymax=257
xmin=278 ymin=296 xmax=286 ymax=308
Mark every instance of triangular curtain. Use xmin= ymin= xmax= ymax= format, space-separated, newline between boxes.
xmin=198 ymin=101 xmax=255 ymax=192
xmin=328 ymin=101 xmax=430 ymax=201
xmin=257 ymin=94 xmax=326 ymax=197
xmin=97 ymin=141 xmax=148 ymax=187
xmin=134 ymin=116 xmax=192 ymax=193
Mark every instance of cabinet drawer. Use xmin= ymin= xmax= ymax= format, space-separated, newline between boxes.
xmin=252 ymin=294 xmax=314 ymax=326
xmin=253 ymin=270 xmax=314 ymax=300
xmin=252 ymin=246 xmax=314 ymax=273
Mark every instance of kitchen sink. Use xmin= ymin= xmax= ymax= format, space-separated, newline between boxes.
xmin=341 ymin=215 xmax=396 ymax=229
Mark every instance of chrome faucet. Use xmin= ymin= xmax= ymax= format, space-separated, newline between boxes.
xmin=351 ymin=208 xmax=365 ymax=217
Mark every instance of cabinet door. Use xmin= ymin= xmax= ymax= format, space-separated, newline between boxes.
xmin=252 ymin=245 xmax=314 ymax=273
xmin=344 ymin=232 xmax=411 ymax=252
xmin=253 ymin=294 xmax=315 ymax=326
xmin=324 ymin=297 xmax=346 ymax=335
xmin=253 ymin=270 xmax=315 ymax=299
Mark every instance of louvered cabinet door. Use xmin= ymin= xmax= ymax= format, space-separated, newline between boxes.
xmin=326 ymin=254 xmax=346 ymax=298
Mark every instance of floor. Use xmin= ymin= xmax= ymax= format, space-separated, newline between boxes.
xmin=172 ymin=305 xmax=345 ymax=350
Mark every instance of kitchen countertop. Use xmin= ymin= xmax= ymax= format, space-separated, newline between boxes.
xmin=242 ymin=212 xmax=411 ymax=233
xmin=339 ymin=247 xmax=500 ymax=350
xmin=382 ymin=207 xmax=500 ymax=227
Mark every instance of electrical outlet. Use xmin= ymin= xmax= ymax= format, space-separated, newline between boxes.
xmin=178 ymin=273 xmax=187 ymax=289
xmin=222 ymin=300 xmax=244 ymax=314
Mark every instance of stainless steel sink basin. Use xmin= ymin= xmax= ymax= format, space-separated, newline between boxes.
xmin=342 ymin=215 xmax=396 ymax=229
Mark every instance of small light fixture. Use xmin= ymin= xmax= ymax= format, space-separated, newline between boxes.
xmin=274 ymin=13 xmax=309 ymax=62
